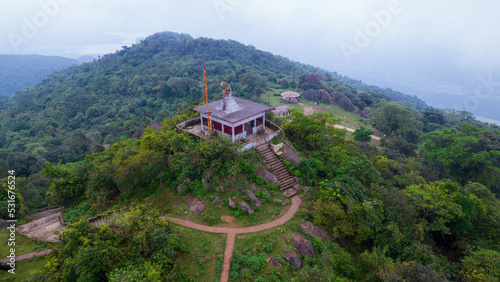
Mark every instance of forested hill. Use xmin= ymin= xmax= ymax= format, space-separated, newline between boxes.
xmin=0 ymin=31 xmax=427 ymax=177
xmin=0 ymin=54 xmax=78 ymax=96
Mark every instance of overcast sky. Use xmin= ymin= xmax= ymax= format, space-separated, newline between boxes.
xmin=1 ymin=0 xmax=499 ymax=119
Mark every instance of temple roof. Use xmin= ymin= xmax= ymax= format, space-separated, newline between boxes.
xmin=193 ymin=96 xmax=272 ymax=123
xmin=281 ymin=91 xmax=300 ymax=98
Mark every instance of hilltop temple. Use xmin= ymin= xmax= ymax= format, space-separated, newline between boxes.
xmin=177 ymin=84 xmax=281 ymax=147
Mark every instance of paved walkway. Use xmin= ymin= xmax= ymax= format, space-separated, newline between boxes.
xmin=167 ymin=195 xmax=302 ymax=282
xmin=5 ymin=196 xmax=302 ymax=282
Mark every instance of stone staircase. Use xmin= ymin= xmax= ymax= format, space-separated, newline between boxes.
xmin=89 ymin=213 xmax=119 ymax=228
xmin=255 ymin=143 xmax=302 ymax=197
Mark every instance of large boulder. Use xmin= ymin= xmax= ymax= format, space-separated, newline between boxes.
xmin=189 ymin=201 xmax=206 ymax=214
xmin=211 ymin=196 xmax=221 ymax=205
xmin=282 ymin=143 xmax=301 ymax=166
xmin=300 ymin=221 xmax=332 ymax=240
xmin=332 ymin=91 xmax=356 ymax=112
xmin=239 ymin=201 xmax=255 ymax=214
xmin=256 ymin=166 xmax=279 ymax=185
xmin=266 ymin=255 xmax=283 ymax=268
xmin=293 ymin=232 xmax=315 ymax=257
xmin=228 ymin=198 xmax=237 ymax=208
xmin=283 ymin=250 xmax=302 ymax=268
xmin=250 ymin=183 xmax=262 ymax=195
xmin=316 ymin=89 xmax=333 ymax=104
xmin=244 ymin=190 xmax=262 ymax=209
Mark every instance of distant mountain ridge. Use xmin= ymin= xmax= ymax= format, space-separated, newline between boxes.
xmin=0 ymin=54 xmax=78 ymax=96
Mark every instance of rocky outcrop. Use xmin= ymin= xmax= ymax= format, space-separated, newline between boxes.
xmin=211 ymin=196 xmax=221 ymax=205
xmin=177 ymin=178 xmax=191 ymax=192
xmin=244 ymin=190 xmax=262 ymax=209
xmin=282 ymin=143 xmax=301 ymax=166
xmin=256 ymin=166 xmax=279 ymax=185
xmin=302 ymin=89 xmax=333 ymax=105
xmin=239 ymin=201 xmax=255 ymax=214
xmin=316 ymin=89 xmax=333 ymax=104
xmin=293 ymin=233 xmax=315 ymax=257
xmin=189 ymin=201 xmax=206 ymax=214
xmin=228 ymin=198 xmax=237 ymax=208
xmin=300 ymin=221 xmax=332 ymax=240
xmin=332 ymin=91 xmax=356 ymax=112
xmin=283 ymin=250 xmax=302 ymax=268
xmin=266 ymin=255 xmax=283 ymax=268
xmin=250 ymin=184 xmax=262 ymax=195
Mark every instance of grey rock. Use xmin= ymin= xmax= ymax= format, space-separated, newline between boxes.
xmin=201 ymin=178 xmax=208 ymax=187
xmin=212 ymin=196 xmax=221 ymax=205
xmin=283 ymin=200 xmax=290 ymax=206
xmin=300 ymin=221 xmax=332 ymax=241
xmin=266 ymin=191 xmax=271 ymax=199
xmin=266 ymin=255 xmax=283 ymax=268
xmin=283 ymin=250 xmax=302 ymax=268
xmin=189 ymin=201 xmax=206 ymax=215
xmin=249 ymin=184 xmax=262 ymax=195
xmin=228 ymin=198 xmax=237 ymax=208
xmin=292 ymin=232 xmax=315 ymax=257
xmin=244 ymin=190 xmax=262 ymax=208
xmin=273 ymin=199 xmax=283 ymax=204
xmin=283 ymin=235 xmax=289 ymax=243
xmin=256 ymin=166 xmax=279 ymax=185
xmin=239 ymin=201 xmax=255 ymax=214
xmin=177 ymin=178 xmax=191 ymax=192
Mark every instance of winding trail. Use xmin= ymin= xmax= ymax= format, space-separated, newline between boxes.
xmin=167 ymin=195 xmax=302 ymax=282
xmin=4 ymin=196 xmax=302 ymax=282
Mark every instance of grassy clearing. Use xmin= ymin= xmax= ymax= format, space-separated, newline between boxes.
xmin=170 ymin=227 xmax=226 ymax=282
xmin=165 ymin=179 xmax=290 ymax=227
xmin=0 ymin=255 xmax=49 ymax=281
xmin=0 ymin=229 xmax=53 ymax=257
xmin=228 ymin=204 xmax=313 ymax=281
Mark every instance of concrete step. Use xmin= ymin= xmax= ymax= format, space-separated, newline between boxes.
xmin=283 ymin=188 xmax=298 ymax=197
xmin=279 ymin=179 xmax=296 ymax=187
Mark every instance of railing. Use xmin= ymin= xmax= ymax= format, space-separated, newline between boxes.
xmin=265 ymin=120 xmax=282 ymax=143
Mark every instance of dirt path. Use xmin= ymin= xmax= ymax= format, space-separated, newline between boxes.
xmin=8 ymin=196 xmax=302 ymax=281
xmin=167 ymin=195 xmax=302 ymax=282
xmin=334 ymin=124 xmax=381 ymax=141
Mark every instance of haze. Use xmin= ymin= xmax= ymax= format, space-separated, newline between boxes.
xmin=1 ymin=0 xmax=499 ymax=120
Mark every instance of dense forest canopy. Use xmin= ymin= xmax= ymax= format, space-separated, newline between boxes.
xmin=0 ymin=31 xmax=433 ymax=180
xmin=1 ymin=31 xmax=500 ymax=281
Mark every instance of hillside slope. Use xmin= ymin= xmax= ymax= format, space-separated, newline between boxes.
xmin=0 ymin=54 xmax=78 ymax=96
xmin=0 ymin=31 xmax=427 ymax=177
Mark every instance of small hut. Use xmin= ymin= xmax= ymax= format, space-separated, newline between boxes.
xmin=271 ymin=105 xmax=292 ymax=118
xmin=281 ymin=91 xmax=300 ymax=103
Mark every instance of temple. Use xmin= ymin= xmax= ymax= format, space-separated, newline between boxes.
xmin=177 ymin=83 xmax=281 ymax=147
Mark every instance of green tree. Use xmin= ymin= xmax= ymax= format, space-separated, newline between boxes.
xmin=353 ymin=126 xmax=374 ymax=142
xmin=45 ymin=206 xmax=178 ymax=281
xmin=370 ymin=103 xmax=423 ymax=142
xmin=420 ymin=123 xmax=500 ymax=190
xmin=403 ymin=180 xmax=464 ymax=235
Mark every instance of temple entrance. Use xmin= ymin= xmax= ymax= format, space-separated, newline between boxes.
xmin=245 ymin=121 xmax=253 ymax=136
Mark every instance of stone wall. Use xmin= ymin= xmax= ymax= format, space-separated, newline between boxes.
xmin=282 ymin=140 xmax=301 ymax=166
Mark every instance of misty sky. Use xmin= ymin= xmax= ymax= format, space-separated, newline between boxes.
xmin=1 ymin=0 xmax=499 ymax=119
